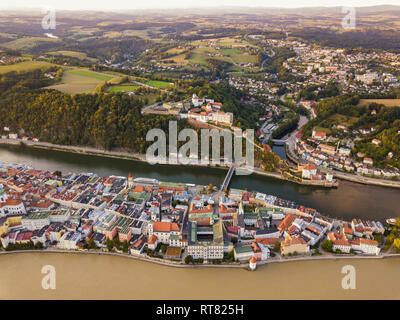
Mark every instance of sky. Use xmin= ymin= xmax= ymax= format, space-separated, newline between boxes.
xmin=0 ymin=0 xmax=399 ymax=11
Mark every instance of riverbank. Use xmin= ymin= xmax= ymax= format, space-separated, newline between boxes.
xmin=1 ymin=248 xmax=398 ymax=270
xmin=253 ymin=167 xmax=338 ymax=188
xmin=0 ymin=138 xmax=337 ymax=188
xmin=1 ymin=140 xmax=399 ymax=221
xmin=285 ymin=139 xmax=400 ymax=189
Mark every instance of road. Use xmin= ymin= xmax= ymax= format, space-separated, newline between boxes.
xmin=260 ymin=49 xmax=275 ymax=70
xmin=141 ymin=102 xmax=162 ymax=114
xmin=285 ymin=115 xmax=310 ymax=165
xmin=131 ymin=80 xmax=157 ymax=90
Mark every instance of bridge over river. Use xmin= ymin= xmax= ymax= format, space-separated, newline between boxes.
xmin=220 ymin=166 xmax=235 ymax=191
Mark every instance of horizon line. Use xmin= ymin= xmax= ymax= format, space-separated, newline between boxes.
xmin=0 ymin=4 xmax=399 ymax=12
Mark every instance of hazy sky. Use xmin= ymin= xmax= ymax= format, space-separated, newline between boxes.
xmin=0 ymin=0 xmax=399 ymax=10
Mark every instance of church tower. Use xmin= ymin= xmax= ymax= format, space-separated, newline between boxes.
xmin=128 ymin=172 xmax=133 ymax=189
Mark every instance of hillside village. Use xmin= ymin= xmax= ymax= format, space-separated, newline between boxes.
xmin=295 ymin=127 xmax=400 ymax=179
xmin=229 ymin=38 xmax=400 ymax=100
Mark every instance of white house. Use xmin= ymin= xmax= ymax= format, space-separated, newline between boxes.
xmin=360 ymin=238 xmax=380 ymax=255
xmin=302 ymin=164 xmax=317 ymax=179
xmin=147 ymin=221 xmax=180 ymax=245
xmin=21 ymin=212 xmax=49 ymax=231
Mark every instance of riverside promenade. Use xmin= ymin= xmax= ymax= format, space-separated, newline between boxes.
xmin=0 ymin=248 xmax=399 ymax=270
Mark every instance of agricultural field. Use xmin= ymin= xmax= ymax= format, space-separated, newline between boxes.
xmin=107 ymin=85 xmax=140 ymax=93
xmin=220 ymin=48 xmax=258 ymax=64
xmin=66 ymin=69 xmax=115 ymax=81
xmin=0 ymin=37 xmax=61 ymax=50
xmin=0 ymin=60 xmax=57 ymax=74
xmin=188 ymin=47 xmax=227 ymax=65
xmin=145 ymin=80 xmax=173 ymax=88
xmin=313 ymin=126 xmax=332 ymax=135
xmin=171 ymin=41 xmax=258 ymax=71
xmin=47 ymin=50 xmax=97 ymax=62
xmin=162 ymin=48 xmax=188 ymax=64
xmin=328 ymin=114 xmax=359 ymax=127
xmin=46 ymin=68 xmax=117 ymax=94
xmin=358 ymin=99 xmax=400 ymax=107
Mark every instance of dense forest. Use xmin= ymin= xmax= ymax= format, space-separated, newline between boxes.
xmin=0 ymin=70 xmax=188 ymax=153
xmin=292 ymin=28 xmax=400 ymax=52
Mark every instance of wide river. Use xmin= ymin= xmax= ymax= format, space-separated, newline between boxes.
xmin=1 ymin=252 xmax=400 ymax=299
xmin=0 ymin=144 xmax=399 ymax=222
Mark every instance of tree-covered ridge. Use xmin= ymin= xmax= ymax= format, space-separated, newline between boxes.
xmin=0 ymin=87 xmax=186 ymax=153
xmin=0 ymin=67 xmax=267 ymax=156
xmin=0 ymin=68 xmax=61 ymax=91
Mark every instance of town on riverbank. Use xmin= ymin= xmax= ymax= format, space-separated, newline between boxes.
xmin=0 ymin=160 xmax=395 ymax=270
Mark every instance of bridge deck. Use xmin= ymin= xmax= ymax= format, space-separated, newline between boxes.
xmin=220 ymin=166 xmax=235 ymax=191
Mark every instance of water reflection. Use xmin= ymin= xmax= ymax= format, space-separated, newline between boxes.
xmin=0 ymin=144 xmax=399 ymax=221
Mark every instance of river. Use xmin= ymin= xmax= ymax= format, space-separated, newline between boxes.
xmin=0 ymin=144 xmax=399 ymax=222
xmin=1 ymin=252 xmax=399 ymax=299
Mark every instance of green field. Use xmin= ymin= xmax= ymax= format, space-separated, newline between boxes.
xmin=328 ymin=114 xmax=359 ymax=126
xmin=47 ymin=50 xmax=97 ymax=62
xmin=145 ymin=80 xmax=173 ymax=88
xmin=66 ymin=69 xmax=114 ymax=81
xmin=46 ymin=69 xmax=117 ymax=94
xmin=0 ymin=61 xmax=56 ymax=74
xmin=108 ymin=85 xmax=139 ymax=93
xmin=313 ymin=126 xmax=332 ymax=135
xmin=220 ymin=48 xmax=258 ymax=64
xmin=1 ymin=37 xmax=60 ymax=50
xmin=185 ymin=45 xmax=256 ymax=71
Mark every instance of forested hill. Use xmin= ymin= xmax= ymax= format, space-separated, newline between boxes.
xmin=0 ymin=71 xmax=186 ymax=153
xmin=0 ymin=69 xmax=262 ymax=154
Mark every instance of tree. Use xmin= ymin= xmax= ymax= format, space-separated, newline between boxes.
xmin=393 ymin=238 xmax=400 ymax=253
xmin=322 ymin=240 xmax=334 ymax=252
xmin=53 ymin=170 xmax=62 ymax=177
xmin=34 ymin=242 xmax=43 ymax=249
xmin=185 ymin=255 xmax=194 ymax=264
xmin=87 ymin=238 xmax=97 ymax=250
xmin=106 ymin=238 xmax=114 ymax=252
xmin=273 ymin=240 xmax=281 ymax=252
xmin=122 ymin=240 xmax=129 ymax=253
xmin=160 ymin=244 xmax=167 ymax=254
